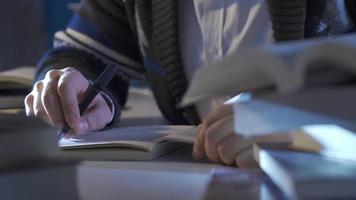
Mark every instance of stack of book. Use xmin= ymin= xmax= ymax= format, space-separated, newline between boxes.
xmin=253 ymin=125 xmax=356 ymax=199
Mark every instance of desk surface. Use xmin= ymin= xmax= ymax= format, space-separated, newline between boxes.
xmin=75 ymin=88 xmax=243 ymax=200
xmin=118 ymin=87 xmax=169 ymax=127
xmin=8 ymin=86 xmax=355 ymax=200
xmin=74 ymin=86 xmax=270 ymax=200
xmin=0 ymin=87 xmax=252 ymax=200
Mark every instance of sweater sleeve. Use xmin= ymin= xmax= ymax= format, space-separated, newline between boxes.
xmin=35 ymin=0 xmax=143 ymax=124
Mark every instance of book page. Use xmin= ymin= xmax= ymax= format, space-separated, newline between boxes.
xmin=180 ymin=40 xmax=316 ymax=106
xmin=181 ymin=33 xmax=356 ymax=106
xmin=0 ymin=66 xmax=35 ymax=87
xmin=59 ymin=126 xmax=192 ymax=152
xmin=181 ymin=48 xmax=284 ymax=106
xmin=156 ymin=126 xmax=197 ymax=144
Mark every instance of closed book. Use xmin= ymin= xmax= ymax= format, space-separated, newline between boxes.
xmin=253 ymin=143 xmax=356 ymax=199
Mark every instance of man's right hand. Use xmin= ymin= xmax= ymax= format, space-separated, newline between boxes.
xmin=24 ymin=67 xmax=113 ymax=136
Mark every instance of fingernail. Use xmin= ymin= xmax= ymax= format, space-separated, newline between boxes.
xmin=77 ymin=120 xmax=89 ymax=133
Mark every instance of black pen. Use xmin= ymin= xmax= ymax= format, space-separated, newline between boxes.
xmin=57 ymin=64 xmax=118 ymax=140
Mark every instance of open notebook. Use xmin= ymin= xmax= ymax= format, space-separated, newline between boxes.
xmin=58 ymin=125 xmax=197 ymax=160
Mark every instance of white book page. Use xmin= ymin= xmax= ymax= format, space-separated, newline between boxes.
xmin=182 ymin=33 xmax=356 ymax=106
xmin=156 ymin=126 xmax=197 ymax=144
xmin=59 ymin=126 xmax=194 ymax=152
xmin=181 ymin=39 xmax=315 ymax=106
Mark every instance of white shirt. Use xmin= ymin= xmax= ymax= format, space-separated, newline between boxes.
xmin=179 ymin=0 xmax=273 ymax=117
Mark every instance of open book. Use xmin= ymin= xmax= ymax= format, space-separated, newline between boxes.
xmin=0 ymin=66 xmax=34 ymax=109
xmin=58 ymin=125 xmax=197 ymax=160
xmin=181 ymin=34 xmax=356 ymax=106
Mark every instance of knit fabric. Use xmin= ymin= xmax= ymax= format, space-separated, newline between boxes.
xmin=150 ymin=0 xmax=200 ymax=124
xmin=267 ymin=0 xmax=307 ymax=41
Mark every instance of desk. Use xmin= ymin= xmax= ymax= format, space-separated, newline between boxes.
xmin=71 ymin=88 xmax=282 ymax=200
xmin=4 ymin=86 xmax=354 ymax=200
xmin=73 ymin=88 xmax=243 ymax=200
xmin=76 ymin=154 xmax=265 ymax=200
xmin=0 ymin=87 xmax=275 ymax=200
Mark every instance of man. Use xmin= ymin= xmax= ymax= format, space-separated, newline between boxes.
xmin=25 ymin=0 xmax=356 ymax=167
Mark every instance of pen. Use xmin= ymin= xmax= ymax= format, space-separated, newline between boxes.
xmin=57 ymin=64 xmax=118 ymax=140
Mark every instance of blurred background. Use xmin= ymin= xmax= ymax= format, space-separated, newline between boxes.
xmin=0 ymin=0 xmax=79 ymax=71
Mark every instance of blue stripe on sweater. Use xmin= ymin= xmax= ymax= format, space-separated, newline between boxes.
xmin=144 ymin=58 xmax=165 ymax=76
xmin=68 ymin=14 xmax=113 ymax=48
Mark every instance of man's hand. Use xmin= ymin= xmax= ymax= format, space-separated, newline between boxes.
xmin=24 ymin=67 xmax=113 ymax=136
xmin=193 ymin=104 xmax=291 ymax=168
xmin=193 ymin=104 xmax=248 ymax=166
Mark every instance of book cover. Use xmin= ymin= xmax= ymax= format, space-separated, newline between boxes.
xmin=254 ymin=143 xmax=356 ymax=199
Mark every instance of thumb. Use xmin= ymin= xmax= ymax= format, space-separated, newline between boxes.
xmin=74 ymin=97 xmax=112 ymax=134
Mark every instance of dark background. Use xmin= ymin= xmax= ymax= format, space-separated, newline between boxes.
xmin=0 ymin=0 xmax=79 ymax=71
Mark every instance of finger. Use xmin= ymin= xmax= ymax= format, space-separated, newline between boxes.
xmin=32 ymin=81 xmax=51 ymax=124
xmin=42 ymin=70 xmax=64 ymax=127
xmin=202 ymin=104 xmax=233 ymax=128
xmin=24 ymin=93 xmax=34 ymax=116
xmin=193 ymin=124 xmax=205 ymax=159
xmin=217 ymin=134 xmax=242 ymax=165
xmin=57 ymin=68 xmax=89 ymax=129
xmin=74 ymin=95 xmax=112 ymax=134
xmin=195 ymin=104 xmax=233 ymax=160
xmin=205 ymin=115 xmax=234 ymax=162
xmin=235 ymin=148 xmax=259 ymax=169
xmin=216 ymin=132 xmax=292 ymax=166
